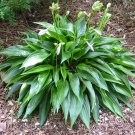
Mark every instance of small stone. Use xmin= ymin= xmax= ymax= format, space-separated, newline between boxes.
xmin=129 ymin=118 xmax=133 ymax=123
xmin=99 ymin=110 xmax=102 ymax=114
xmin=9 ymin=109 xmax=15 ymax=115
xmin=8 ymin=101 xmax=14 ymax=106
xmin=123 ymin=108 xmax=131 ymax=113
xmin=67 ymin=128 xmax=72 ymax=131
xmin=35 ymin=122 xmax=40 ymax=126
xmin=104 ymin=117 xmax=109 ymax=121
xmin=13 ymin=119 xmax=16 ymax=123
xmin=22 ymin=119 xmax=28 ymax=122
xmin=45 ymin=121 xmax=49 ymax=126
xmin=1 ymin=115 xmax=5 ymax=119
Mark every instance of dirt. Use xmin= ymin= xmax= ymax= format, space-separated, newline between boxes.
xmin=0 ymin=0 xmax=135 ymax=135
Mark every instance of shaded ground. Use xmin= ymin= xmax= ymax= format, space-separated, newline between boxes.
xmin=0 ymin=0 xmax=135 ymax=134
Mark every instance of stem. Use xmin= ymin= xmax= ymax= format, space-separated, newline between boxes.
xmin=87 ymin=11 xmax=93 ymax=28
xmin=98 ymin=7 xmax=109 ymax=31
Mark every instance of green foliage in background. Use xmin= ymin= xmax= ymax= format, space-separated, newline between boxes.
xmin=0 ymin=1 xmax=135 ymax=128
xmin=0 ymin=0 xmax=41 ymax=21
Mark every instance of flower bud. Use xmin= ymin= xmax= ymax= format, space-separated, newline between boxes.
xmin=107 ymin=3 xmax=111 ymax=8
xmin=49 ymin=2 xmax=60 ymax=12
xmin=92 ymin=1 xmax=103 ymax=11
xmin=106 ymin=13 xmax=112 ymax=19
xmin=66 ymin=11 xmax=70 ymax=16
xmin=77 ymin=11 xmax=85 ymax=19
xmin=56 ymin=43 xmax=62 ymax=55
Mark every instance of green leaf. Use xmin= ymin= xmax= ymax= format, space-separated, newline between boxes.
xmin=39 ymin=91 xmax=51 ymax=125
xmin=85 ymin=52 xmax=110 ymax=58
xmin=61 ymin=50 xmax=71 ymax=63
xmin=81 ymin=79 xmax=96 ymax=110
xmin=69 ymin=73 xmax=80 ymax=99
xmin=69 ymin=91 xmax=83 ymax=128
xmin=129 ymin=81 xmax=135 ymax=89
xmin=112 ymin=64 xmax=135 ymax=78
xmin=48 ymin=29 xmax=67 ymax=42
xmin=75 ymin=17 xmax=86 ymax=37
xmin=29 ymin=72 xmax=49 ymax=98
xmin=94 ymin=37 xmax=123 ymax=46
xmin=53 ymin=68 xmax=59 ymax=86
xmin=108 ymin=92 xmax=123 ymax=117
xmin=119 ymin=74 xmax=131 ymax=91
xmin=89 ymin=61 xmax=120 ymax=81
xmin=116 ymin=94 xmax=132 ymax=109
xmin=62 ymin=93 xmax=70 ymax=123
xmin=102 ymin=72 xmax=122 ymax=84
xmin=100 ymin=90 xmax=115 ymax=113
xmin=41 ymin=41 xmax=55 ymax=52
xmin=92 ymin=97 xmax=99 ymax=123
xmin=60 ymin=66 xmax=67 ymax=80
xmin=21 ymin=65 xmax=53 ymax=75
xmin=95 ymin=59 xmax=120 ymax=80
xmin=0 ymin=45 xmax=32 ymax=56
xmin=80 ymin=95 xmax=90 ymax=129
xmin=21 ymin=50 xmax=50 ymax=68
xmin=24 ymin=92 xmax=43 ymax=118
xmin=18 ymin=83 xmax=29 ymax=102
xmin=6 ymin=82 xmax=21 ymax=99
xmin=3 ymin=66 xmax=23 ymax=83
xmin=62 ymin=22 xmax=74 ymax=33
xmin=0 ymin=57 xmax=24 ymax=71
xmin=18 ymin=100 xmax=28 ymax=118
xmin=112 ymin=84 xmax=132 ymax=97
xmin=51 ymin=80 xmax=69 ymax=112
xmin=78 ymin=64 xmax=108 ymax=91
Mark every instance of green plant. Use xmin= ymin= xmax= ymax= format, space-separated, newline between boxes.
xmin=0 ymin=0 xmax=41 ymax=21
xmin=0 ymin=0 xmax=15 ymax=21
xmin=0 ymin=1 xmax=135 ymax=128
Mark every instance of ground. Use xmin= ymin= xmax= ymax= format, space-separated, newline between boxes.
xmin=0 ymin=0 xmax=135 ymax=134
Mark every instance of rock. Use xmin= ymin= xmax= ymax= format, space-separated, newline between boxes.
xmin=35 ymin=122 xmax=40 ymax=126
xmin=22 ymin=119 xmax=28 ymax=122
xmin=8 ymin=101 xmax=14 ymax=106
xmin=0 ymin=122 xmax=6 ymax=132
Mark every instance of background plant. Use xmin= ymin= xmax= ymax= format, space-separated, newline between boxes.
xmin=0 ymin=0 xmax=41 ymax=21
xmin=0 ymin=1 xmax=135 ymax=128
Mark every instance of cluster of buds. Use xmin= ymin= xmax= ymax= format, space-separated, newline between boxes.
xmin=49 ymin=2 xmax=60 ymax=13
xmin=92 ymin=1 xmax=103 ymax=11
xmin=97 ymin=2 xmax=112 ymax=30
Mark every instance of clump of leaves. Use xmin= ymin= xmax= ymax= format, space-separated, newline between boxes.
xmin=0 ymin=1 xmax=135 ymax=128
xmin=0 ymin=0 xmax=41 ymax=21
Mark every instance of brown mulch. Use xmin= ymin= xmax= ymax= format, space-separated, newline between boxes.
xmin=0 ymin=0 xmax=135 ymax=134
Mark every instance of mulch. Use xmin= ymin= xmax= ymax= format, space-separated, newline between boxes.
xmin=0 ymin=0 xmax=135 ymax=134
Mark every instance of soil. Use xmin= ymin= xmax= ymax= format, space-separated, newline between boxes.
xmin=0 ymin=0 xmax=135 ymax=134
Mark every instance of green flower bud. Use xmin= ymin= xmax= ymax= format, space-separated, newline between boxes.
xmin=49 ymin=2 xmax=60 ymax=12
xmin=92 ymin=1 xmax=103 ymax=11
xmin=106 ymin=13 xmax=112 ymax=19
xmin=77 ymin=11 xmax=85 ymax=19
